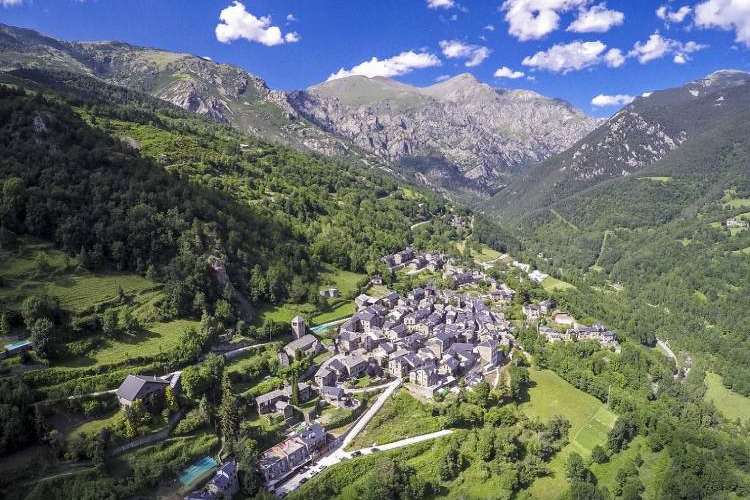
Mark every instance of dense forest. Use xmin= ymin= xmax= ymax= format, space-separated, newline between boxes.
xmin=506 ymin=104 xmax=750 ymax=397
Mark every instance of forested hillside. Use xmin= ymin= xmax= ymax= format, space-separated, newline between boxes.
xmin=493 ymin=78 xmax=750 ymax=397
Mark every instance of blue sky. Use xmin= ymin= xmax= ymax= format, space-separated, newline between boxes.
xmin=1 ymin=0 xmax=749 ymax=116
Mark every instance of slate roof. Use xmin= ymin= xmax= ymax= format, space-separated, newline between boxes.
xmin=210 ymin=460 xmax=237 ymax=491
xmin=116 ymin=375 xmax=169 ymax=402
xmin=285 ymin=334 xmax=318 ymax=352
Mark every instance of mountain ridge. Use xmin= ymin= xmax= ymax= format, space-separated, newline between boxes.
xmin=0 ymin=23 xmax=596 ymax=197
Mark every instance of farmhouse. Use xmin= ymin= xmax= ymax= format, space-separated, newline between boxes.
xmin=116 ymin=372 xmax=180 ymax=408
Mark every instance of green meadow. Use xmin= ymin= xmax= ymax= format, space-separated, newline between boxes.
xmin=520 ymin=368 xmax=617 ymax=499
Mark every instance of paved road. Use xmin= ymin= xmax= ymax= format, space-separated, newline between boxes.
xmin=350 ymin=429 xmax=454 ymax=455
xmin=223 ymin=341 xmax=273 ymax=360
xmin=343 ymin=381 xmax=395 ymax=394
xmin=274 ymin=378 xmax=402 ymax=496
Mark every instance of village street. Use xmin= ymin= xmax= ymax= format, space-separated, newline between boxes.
xmin=274 ymin=378 xmax=402 ymax=496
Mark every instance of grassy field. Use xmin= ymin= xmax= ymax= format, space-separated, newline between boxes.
xmin=347 ymin=389 xmax=446 ymax=450
xmin=704 ymin=372 xmax=750 ymax=424
xmin=542 ymin=276 xmax=577 ymax=293
xmin=66 ymin=409 xmax=123 ymax=441
xmin=256 ymin=303 xmax=316 ymax=325
xmin=311 ymin=302 xmax=354 ymax=325
xmin=0 ymin=240 xmax=159 ymax=314
xmin=319 ymin=265 xmax=365 ymax=298
xmin=721 ymin=189 xmax=750 ymax=209
xmin=366 ymin=284 xmax=391 ymax=298
xmin=638 ymin=176 xmax=672 ymax=183
xmin=57 ymin=319 xmax=200 ymax=368
xmin=590 ymin=435 xmax=670 ymax=499
xmin=255 ymin=266 xmax=363 ymax=327
xmin=520 ymin=367 xmax=617 ymax=499
xmin=456 ymin=240 xmax=503 ymax=264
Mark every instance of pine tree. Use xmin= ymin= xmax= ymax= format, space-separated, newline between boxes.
xmin=291 ymin=371 xmax=300 ymax=406
xmin=218 ymin=374 xmax=239 ymax=446
xmin=0 ymin=311 xmax=10 ymax=337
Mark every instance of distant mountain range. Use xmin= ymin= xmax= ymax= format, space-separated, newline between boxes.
xmin=0 ymin=24 xmax=596 ymax=197
xmin=490 ymin=68 xmax=750 ymax=217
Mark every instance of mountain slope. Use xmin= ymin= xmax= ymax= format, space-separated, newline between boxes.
xmin=491 ymin=70 xmax=750 ymax=217
xmin=484 ymin=69 xmax=750 ymax=399
xmin=289 ymin=73 xmax=597 ymax=194
xmin=0 ymin=23 xmax=366 ymax=162
xmin=0 ymin=24 xmax=596 ymax=198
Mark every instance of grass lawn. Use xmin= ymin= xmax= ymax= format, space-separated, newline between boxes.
xmin=456 ymin=240 xmax=503 ymax=264
xmin=311 ymin=301 xmax=354 ymax=325
xmin=67 ymin=409 xmax=123 ymax=441
xmin=366 ymin=284 xmax=391 ymax=298
xmin=256 ymin=302 xmax=316 ymax=325
xmin=520 ymin=367 xmax=617 ymax=499
xmin=704 ymin=372 xmax=750 ymax=424
xmin=319 ymin=265 xmax=365 ymax=298
xmin=347 ymin=389 xmax=446 ymax=450
xmin=542 ymin=276 xmax=577 ymax=293
xmin=0 ymin=240 xmax=159 ymax=314
xmin=56 ymin=319 xmax=200 ymax=368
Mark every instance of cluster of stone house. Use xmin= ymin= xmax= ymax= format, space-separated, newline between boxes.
xmin=568 ymin=323 xmax=618 ymax=348
xmin=185 ymin=460 xmax=239 ymax=500
xmin=315 ymin=283 xmax=512 ymax=397
xmin=382 ymin=247 xmax=448 ymax=274
xmin=522 ymin=299 xmax=557 ymax=321
xmin=256 ymin=382 xmax=314 ymax=419
xmin=382 ymin=247 xmax=416 ymax=271
xmin=258 ymin=422 xmax=327 ymax=483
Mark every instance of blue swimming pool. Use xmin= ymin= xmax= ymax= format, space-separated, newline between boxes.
xmin=4 ymin=340 xmax=31 ymax=351
xmin=178 ymin=456 xmax=217 ymax=486
xmin=311 ymin=317 xmax=350 ymax=334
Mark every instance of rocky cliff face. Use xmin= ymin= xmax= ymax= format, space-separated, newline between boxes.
xmin=287 ymin=74 xmax=598 ymax=193
xmin=558 ymin=69 xmax=750 ymax=182
xmin=0 ymin=24 xmax=597 ymax=196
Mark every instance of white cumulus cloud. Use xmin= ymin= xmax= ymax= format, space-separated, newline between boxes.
xmin=215 ymin=1 xmax=300 ymax=46
xmin=567 ymin=3 xmax=624 ymax=33
xmin=522 ymin=40 xmax=618 ymax=73
xmin=501 ymin=0 xmax=588 ymax=41
xmin=327 ymin=51 xmax=442 ymax=81
xmin=1 ymin=0 xmax=24 ymax=6
xmin=604 ymin=48 xmax=626 ymax=67
xmin=656 ymin=5 xmax=692 ymax=23
xmin=286 ymin=13 xmax=298 ymax=23
xmin=427 ymin=0 xmax=455 ymax=9
xmin=630 ymin=33 xmax=707 ymax=64
xmin=484 ymin=24 xmax=496 ymax=31
xmin=591 ymin=94 xmax=635 ymax=107
xmin=494 ymin=66 xmax=526 ymax=79
xmin=695 ymin=0 xmax=750 ymax=47
xmin=439 ymin=40 xmax=491 ymax=67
